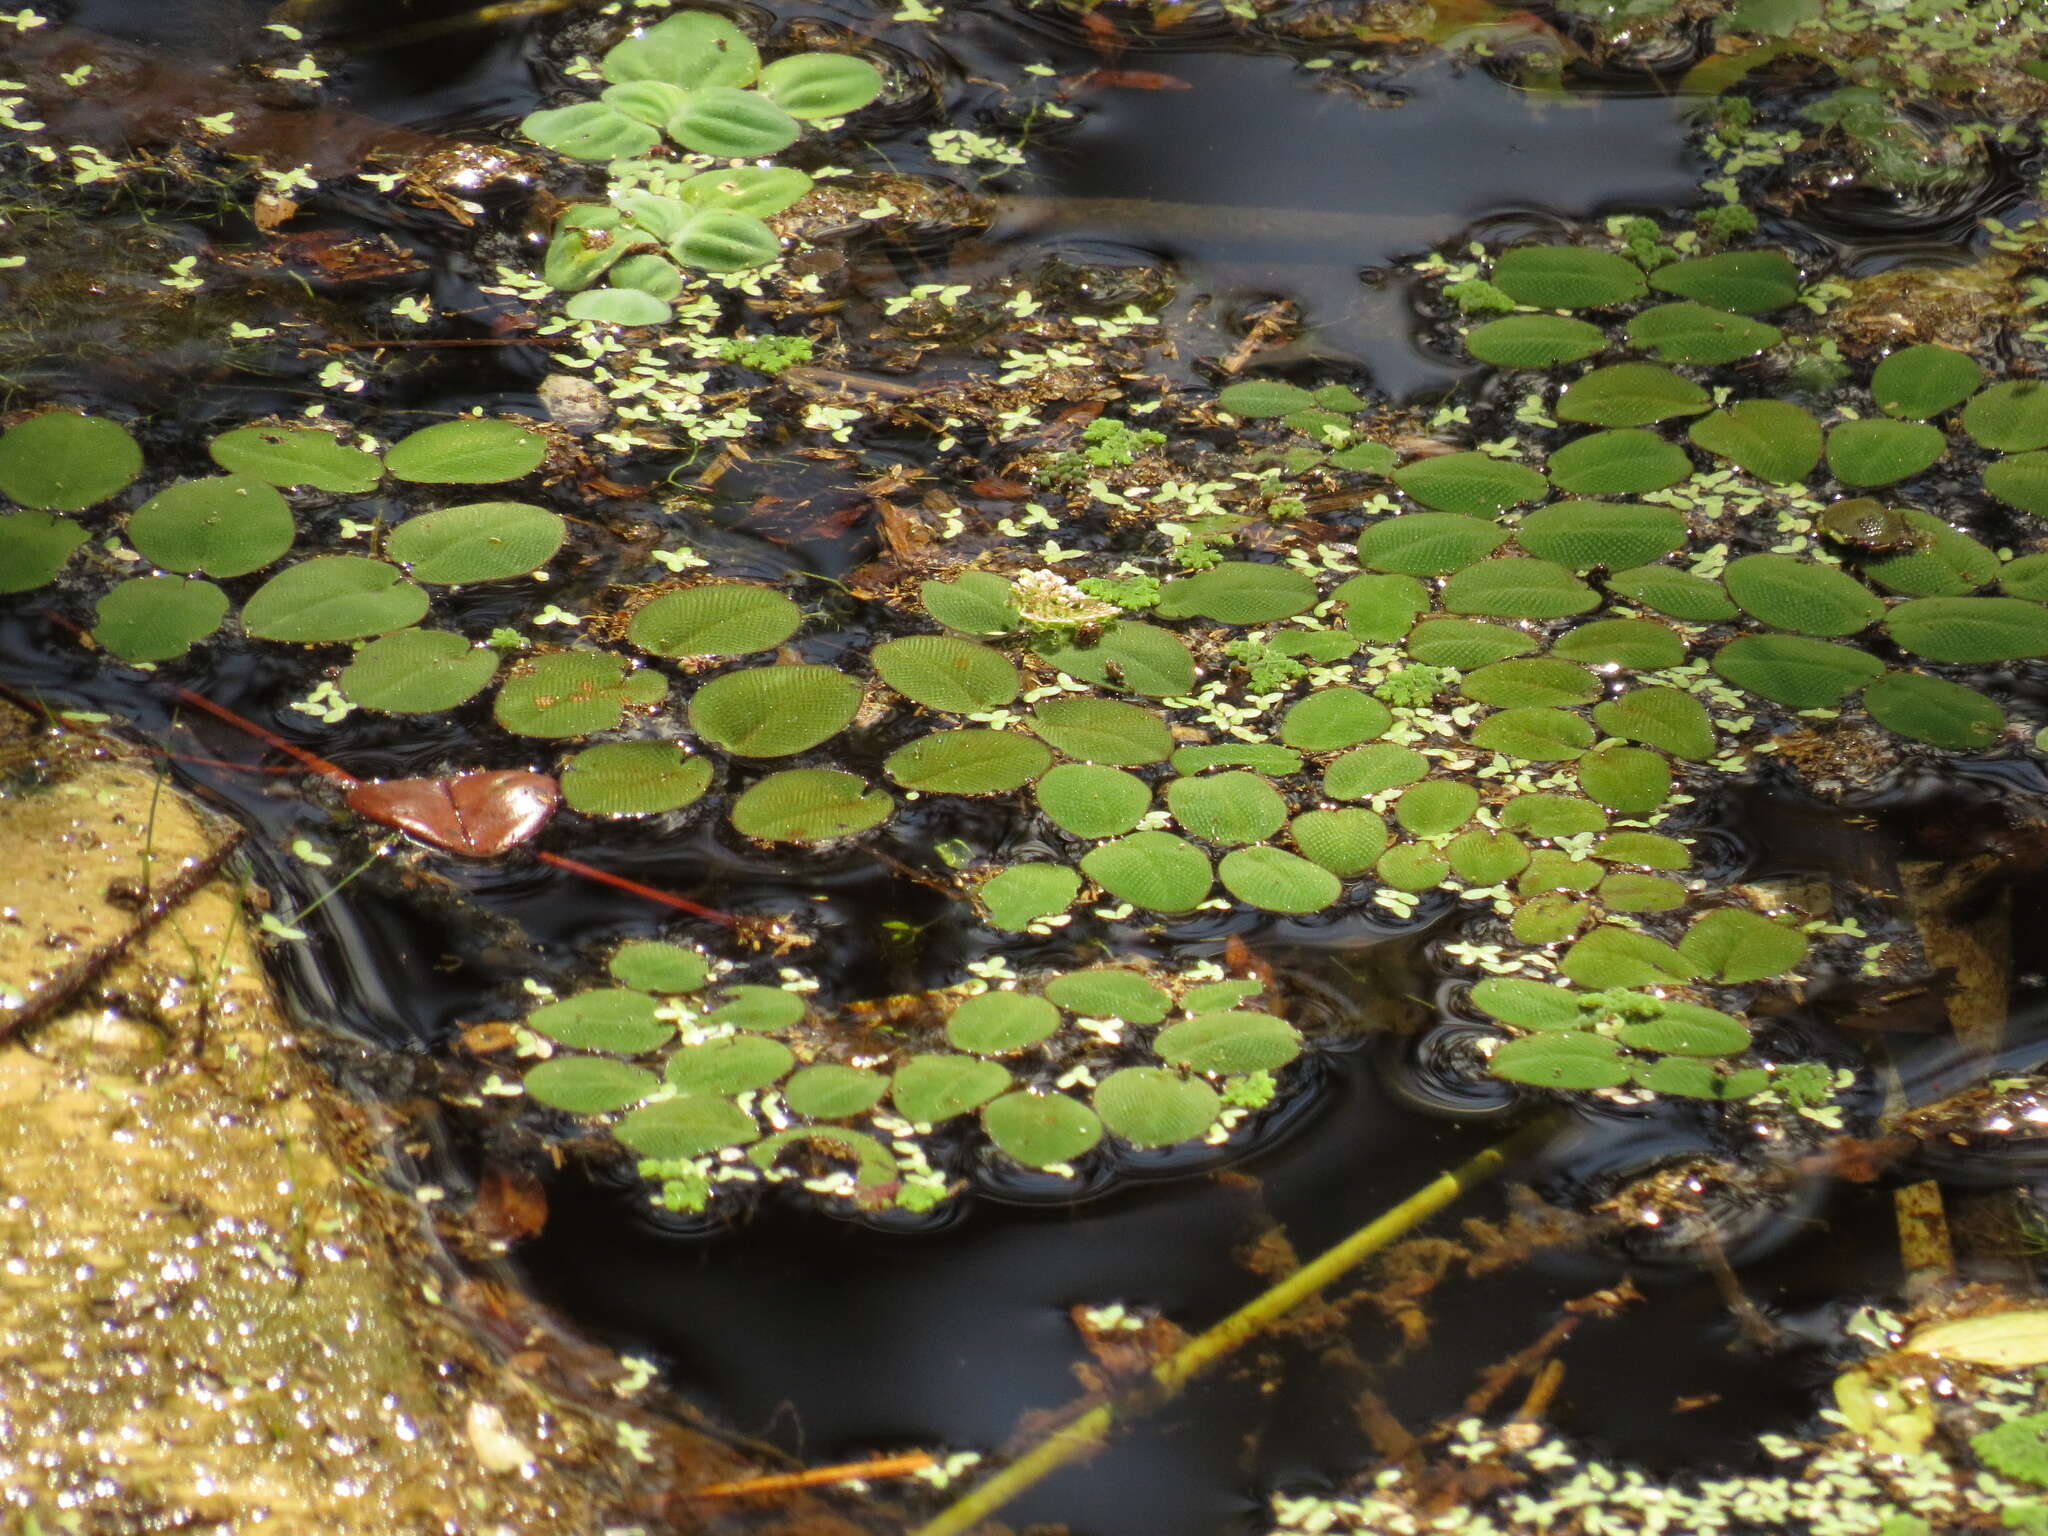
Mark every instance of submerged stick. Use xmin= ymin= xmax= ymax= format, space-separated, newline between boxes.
xmin=910 ymin=1114 xmax=1559 ymax=1536
xmin=0 ymin=827 xmax=245 ymax=1041
xmin=688 ymin=1450 xmax=936 ymax=1498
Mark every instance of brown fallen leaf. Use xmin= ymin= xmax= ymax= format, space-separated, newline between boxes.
xmin=346 ymin=770 xmax=559 ymax=856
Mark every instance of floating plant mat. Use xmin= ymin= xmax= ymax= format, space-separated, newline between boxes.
xmin=6 ymin=0 xmax=2048 ymax=1534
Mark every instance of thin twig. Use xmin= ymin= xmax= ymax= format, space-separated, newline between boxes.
xmin=0 ymin=828 xmax=245 ymax=1042
xmin=687 ymin=1451 xmax=937 ymax=1498
xmin=533 ymin=851 xmax=737 ymax=927
xmin=910 ymin=1115 xmax=1560 ymax=1536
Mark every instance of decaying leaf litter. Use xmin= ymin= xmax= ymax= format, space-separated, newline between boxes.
xmin=6 ymin=0 xmax=2048 ymax=1531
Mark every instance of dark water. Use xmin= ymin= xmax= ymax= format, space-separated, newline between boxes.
xmin=6 ymin=3 xmax=2047 ymax=1534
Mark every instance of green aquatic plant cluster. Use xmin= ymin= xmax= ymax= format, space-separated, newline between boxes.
xmin=499 ymin=943 xmax=1299 ymax=1212
xmin=0 ymin=412 xmax=562 ymax=667
xmin=520 ymin=11 xmax=883 ymax=324
xmin=21 ymin=229 xmax=2045 ymax=1199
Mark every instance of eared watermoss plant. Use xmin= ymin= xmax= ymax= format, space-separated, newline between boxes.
xmin=520 ymin=11 xmax=883 ymax=324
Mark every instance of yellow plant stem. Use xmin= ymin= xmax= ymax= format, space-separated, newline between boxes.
xmin=910 ymin=1115 xmax=1560 ymax=1536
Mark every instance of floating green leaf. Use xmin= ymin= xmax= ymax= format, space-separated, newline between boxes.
xmin=1465 ymin=314 xmax=1608 ymax=368
xmin=1594 ymin=686 xmax=1715 ymax=759
xmin=561 ymin=740 xmax=712 ymax=815
xmin=1046 ymin=968 xmax=1170 ymax=1023
xmin=983 ymin=1091 xmax=1102 ymax=1167
xmin=1445 ymin=828 xmax=1529 ymax=885
xmin=1886 ymin=596 xmax=2048 ymax=663
xmin=385 ymin=501 xmax=565 ymax=584
xmin=665 ymin=1036 xmax=794 ymax=1094
xmin=1499 ymin=794 xmax=1607 ymax=838
xmin=1679 ymin=907 xmax=1806 ymax=982
xmin=700 ymin=984 xmax=805 ymax=1030
xmin=1156 ymin=1011 xmax=1301 ymax=1075
xmin=873 ymin=635 xmax=1019 ymax=712
xmin=1598 ymin=872 xmax=1686 ymax=912
xmin=755 ymin=51 xmax=883 ymax=118
xmin=1826 ymin=418 xmax=1945 ymax=487
xmin=1167 ymin=772 xmax=1287 ymax=846
xmin=729 ymin=768 xmax=889 ymax=841
xmin=1094 ymin=1067 xmax=1220 ymax=1147
xmin=1488 ymin=1033 xmax=1629 ymax=1089
xmin=1560 ymin=926 xmax=1697 ymax=988
xmin=666 ymin=86 xmax=800 ymax=157
xmin=1872 ymin=344 xmax=1982 ymax=419
xmin=1392 ymin=779 xmax=1477 ymax=836
xmin=1357 ymin=513 xmax=1510 ymax=575
xmin=566 ymin=287 xmax=673 ymax=326
xmin=1712 ymin=633 xmax=1884 ymax=706
xmin=0 ymin=411 xmax=142 ymax=511
xmin=602 ymin=11 xmax=760 ymax=89
xmin=384 ymin=418 xmax=547 ymax=484
xmin=1407 ymin=619 xmax=1534 ymax=668
xmin=890 ymin=1055 xmax=1011 ymax=1124
xmin=1324 ymin=742 xmax=1428 ymax=799
xmin=1970 ymin=1413 xmax=2048 ymax=1490
xmin=494 ymin=652 xmax=665 ymax=736
xmin=1648 ymin=249 xmax=1800 ymax=313
xmin=1492 ymin=245 xmax=1646 ymax=309
xmin=1035 ymin=762 xmax=1150 ymax=837
xmin=611 ymin=940 xmax=709 ymax=993
xmin=948 ymin=990 xmax=1061 ymax=1053
xmin=888 ymin=728 xmax=1050 ymax=794
xmin=1216 ymin=379 xmax=1317 ymax=418
xmin=524 ymin=1057 xmax=658 ymax=1113
xmin=1617 ymin=1003 xmax=1752 ymax=1057
xmin=616 ymin=1095 xmax=759 ymax=1159
xmin=1860 ymin=670 xmax=2004 ymax=750
xmin=1625 ymin=302 xmax=1781 ymax=365
xmin=1594 ymin=831 xmax=1689 ymax=868
xmin=1510 ymin=895 xmax=1589 ymax=943
xmin=1544 ymin=433 xmax=1694 ymax=497
xmin=676 ymin=166 xmax=813 ymax=217
xmin=1687 ymin=399 xmax=1821 ymax=484
xmin=690 ymin=664 xmax=861 ymax=756
xmin=1333 ymin=571 xmax=1431 ymax=639
xmin=210 ymin=424 xmax=379 ymax=493
xmin=1576 ymin=746 xmax=1672 ymax=814
xmin=1030 ymin=697 xmax=1172 ymax=765
xmin=1604 ymin=565 xmax=1738 ymax=623
xmin=1155 ymin=561 xmax=1317 ymax=623
xmin=340 ymin=628 xmax=498 ymax=714
xmin=1862 ymin=512 xmax=1997 ymax=597
xmin=980 ymin=863 xmax=1082 ymax=931
xmin=127 ymin=476 xmax=292 ymax=577
xmin=1470 ymin=976 xmax=1581 ymax=1030
xmin=700 ymin=983 xmax=806 ymax=1031
xmin=670 ymin=210 xmax=782 ymax=273
xmin=1963 ymin=380 xmax=2048 ymax=452
xmin=1035 ymin=621 xmax=1195 ymax=698
xmin=528 ymin=988 xmax=669 ymax=1052
xmin=91 ymin=575 xmax=228 ymax=664
xmin=522 ymin=100 xmax=663 ymax=159
xmin=1081 ymin=831 xmax=1213 ymax=912
xmin=540 ymin=205 xmax=631 ymax=289
xmin=1442 ymin=557 xmax=1598 ymax=619
xmin=1391 ymin=453 xmax=1548 ymax=518
xmin=1289 ymin=809 xmax=1387 ymax=876
xmin=1984 ymin=452 xmax=2048 ymax=516
xmin=1279 ymin=687 xmax=1392 ymax=751
xmin=628 ymin=583 xmax=800 ymax=659
xmin=784 ymin=1064 xmax=888 ymax=1119
xmin=242 ymin=556 xmax=429 ymax=644
xmin=1218 ymin=844 xmax=1342 ymax=913
xmin=1557 ymin=364 xmax=1711 ymax=428
xmin=1723 ymin=552 xmax=1883 ymax=635
xmin=1471 ymin=706 xmax=1596 ymax=761
xmin=1462 ymin=658 xmax=1598 ymax=709
xmin=0 ymin=512 xmax=87 ymax=593
xmin=1176 ymin=747 xmax=1308 ymax=779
